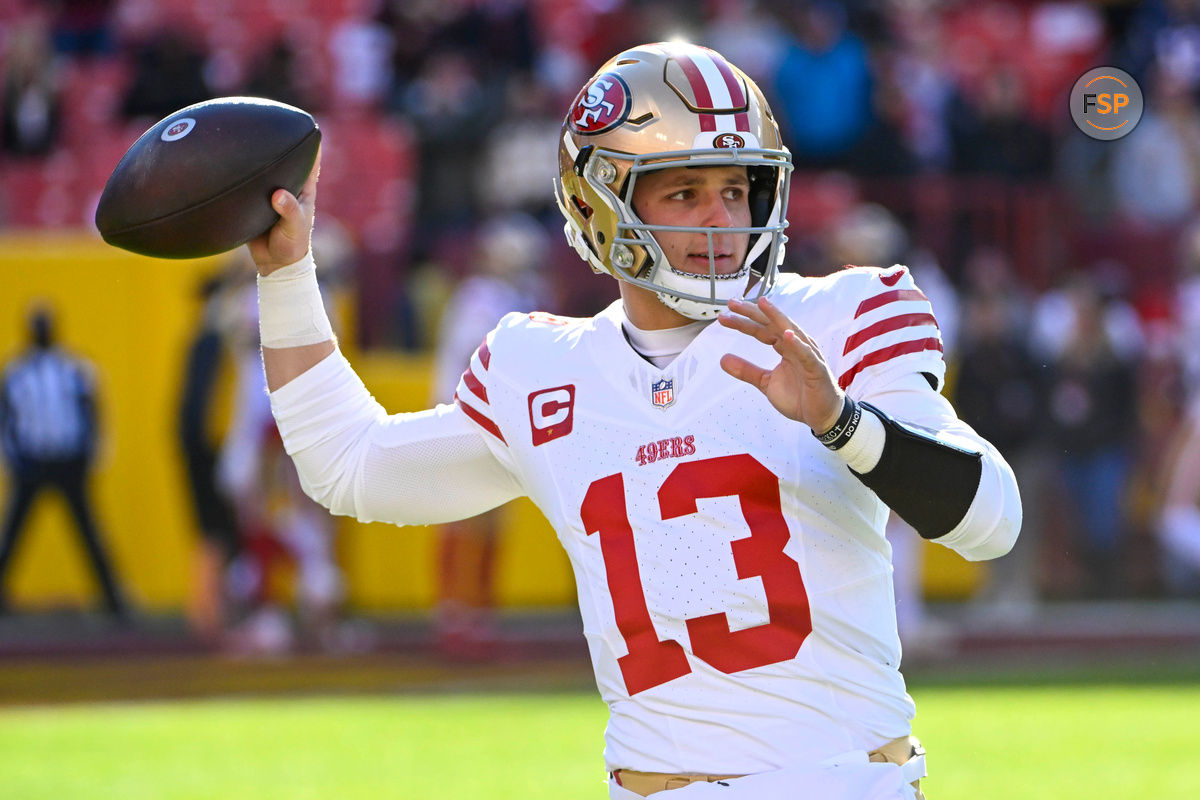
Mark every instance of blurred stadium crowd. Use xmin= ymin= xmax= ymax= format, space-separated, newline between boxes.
xmin=4 ymin=0 xmax=1200 ymax=630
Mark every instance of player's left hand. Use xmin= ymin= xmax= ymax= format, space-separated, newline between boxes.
xmin=719 ymin=296 xmax=844 ymax=434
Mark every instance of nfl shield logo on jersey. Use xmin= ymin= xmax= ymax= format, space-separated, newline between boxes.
xmin=651 ymin=378 xmax=675 ymax=409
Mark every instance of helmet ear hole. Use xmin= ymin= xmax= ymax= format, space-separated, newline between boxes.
xmin=747 ymin=166 xmax=775 ymax=228
xmin=570 ymin=195 xmax=594 ymax=220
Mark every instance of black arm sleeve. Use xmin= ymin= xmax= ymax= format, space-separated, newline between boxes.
xmin=850 ymin=401 xmax=984 ymax=539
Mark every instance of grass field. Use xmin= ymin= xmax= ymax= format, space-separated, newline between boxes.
xmin=1 ymin=680 xmax=1197 ymax=799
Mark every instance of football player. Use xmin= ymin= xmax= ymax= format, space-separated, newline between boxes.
xmin=251 ymin=43 xmax=1020 ymax=800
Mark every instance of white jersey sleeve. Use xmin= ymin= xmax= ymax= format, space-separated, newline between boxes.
xmin=269 ymin=349 xmax=523 ymax=525
xmin=859 ymin=371 xmax=1021 ymax=561
xmin=448 ymin=314 xmax=525 ymax=477
xmin=825 ymin=265 xmax=946 ymax=395
xmin=774 ymin=267 xmax=1019 ymax=561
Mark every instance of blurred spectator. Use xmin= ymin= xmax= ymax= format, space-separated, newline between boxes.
xmin=329 ymin=8 xmax=396 ymax=110
xmin=1116 ymin=0 xmax=1200 ymax=86
xmin=948 ymin=66 xmax=1052 ymax=178
xmin=771 ymin=1 xmax=873 ymax=167
xmin=954 ymin=248 xmax=1045 ymax=620
xmin=1158 ymin=393 xmax=1200 ymax=595
xmin=702 ymin=0 xmax=787 ymax=84
xmin=119 ymin=28 xmax=211 ymax=121
xmin=0 ymin=306 xmax=128 ymax=618
xmin=1042 ymin=278 xmax=1139 ymax=597
xmin=848 ymin=50 xmax=919 ymax=177
xmin=473 ymin=0 xmax=539 ymax=81
xmin=886 ymin=3 xmax=955 ymax=171
xmin=242 ymin=38 xmax=311 ymax=111
xmin=1 ymin=18 xmax=63 ymax=157
xmin=394 ymin=48 xmax=489 ymax=260
xmin=1175 ymin=218 xmax=1200 ymax=396
xmin=379 ymin=0 xmax=451 ymax=95
xmin=1032 ymin=263 xmax=1146 ymax=362
xmin=477 ymin=73 xmax=561 ymax=216
xmin=216 ymin=264 xmax=345 ymax=654
xmin=429 ymin=213 xmax=549 ymax=657
xmin=178 ymin=273 xmax=242 ymax=644
xmin=826 ymin=202 xmax=907 ymax=269
xmin=50 ymin=0 xmax=116 ymax=58
xmin=1110 ymin=62 xmax=1200 ymax=228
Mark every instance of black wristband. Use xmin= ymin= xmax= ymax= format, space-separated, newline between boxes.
xmin=814 ymin=395 xmax=861 ymax=450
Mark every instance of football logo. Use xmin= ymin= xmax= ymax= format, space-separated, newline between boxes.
xmin=569 ymin=73 xmax=632 ymax=135
xmin=713 ymin=133 xmax=746 ymax=149
xmin=528 ymin=385 xmax=576 ymax=446
xmin=651 ymin=378 xmax=675 ymax=409
xmin=161 ymin=118 xmax=196 ymax=142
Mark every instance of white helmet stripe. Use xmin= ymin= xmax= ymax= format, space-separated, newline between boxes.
xmin=709 ymin=53 xmax=751 ymax=130
xmin=692 ymin=51 xmax=734 ymax=110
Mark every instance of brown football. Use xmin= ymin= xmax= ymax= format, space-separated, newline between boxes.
xmin=95 ymin=97 xmax=320 ymax=259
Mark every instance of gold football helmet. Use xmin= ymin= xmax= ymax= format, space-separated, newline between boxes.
xmin=555 ymin=42 xmax=792 ymax=320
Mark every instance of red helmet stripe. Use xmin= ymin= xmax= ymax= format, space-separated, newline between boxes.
xmin=710 ymin=55 xmax=750 ymax=131
xmin=675 ymin=53 xmax=717 ymax=132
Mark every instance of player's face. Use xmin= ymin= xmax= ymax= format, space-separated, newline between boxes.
xmin=631 ymin=165 xmax=751 ymax=276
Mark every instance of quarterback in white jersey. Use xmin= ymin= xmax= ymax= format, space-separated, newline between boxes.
xmin=251 ymin=43 xmax=1020 ymax=800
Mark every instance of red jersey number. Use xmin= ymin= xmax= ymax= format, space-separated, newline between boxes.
xmin=580 ymin=454 xmax=812 ymax=695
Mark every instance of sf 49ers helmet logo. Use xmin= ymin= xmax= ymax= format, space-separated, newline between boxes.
xmin=713 ymin=133 xmax=746 ymax=149
xmin=569 ymin=73 xmax=632 ymax=135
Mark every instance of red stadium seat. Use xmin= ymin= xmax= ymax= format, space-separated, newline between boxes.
xmin=59 ymin=58 xmax=132 ymax=146
xmin=316 ymin=113 xmax=416 ymax=254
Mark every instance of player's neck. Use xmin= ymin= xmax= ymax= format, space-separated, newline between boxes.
xmin=621 ymin=312 xmax=710 ymax=369
xmin=618 ymin=281 xmax=700 ymax=330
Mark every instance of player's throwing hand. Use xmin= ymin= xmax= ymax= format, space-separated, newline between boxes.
xmin=718 ymin=296 xmax=844 ymax=434
xmin=249 ymin=147 xmax=322 ymax=276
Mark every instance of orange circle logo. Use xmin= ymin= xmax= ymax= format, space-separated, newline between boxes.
xmin=1070 ymin=67 xmax=1143 ymax=140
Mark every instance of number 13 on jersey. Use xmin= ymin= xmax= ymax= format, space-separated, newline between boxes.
xmin=580 ymin=454 xmax=813 ymax=695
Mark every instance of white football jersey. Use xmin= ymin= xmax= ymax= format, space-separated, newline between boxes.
xmin=453 ymin=267 xmax=946 ymax=774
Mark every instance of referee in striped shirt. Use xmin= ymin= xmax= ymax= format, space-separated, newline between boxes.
xmin=0 ymin=307 xmax=127 ymax=618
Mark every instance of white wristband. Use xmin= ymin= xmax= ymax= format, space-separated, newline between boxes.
xmin=837 ymin=405 xmax=885 ymax=474
xmin=256 ymin=252 xmax=335 ymax=348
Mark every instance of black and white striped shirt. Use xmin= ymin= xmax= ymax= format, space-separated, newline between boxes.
xmin=0 ymin=349 xmax=96 ymax=462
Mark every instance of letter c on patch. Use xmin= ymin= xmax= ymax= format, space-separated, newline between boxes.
xmin=528 ymin=385 xmax=576 ymax=446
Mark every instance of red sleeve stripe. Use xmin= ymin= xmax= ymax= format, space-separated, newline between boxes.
xmin=842 ymin=312 xmax=939 ymax=356
xmin=461 ymin=367 xmax=488 ymax=403
xmin=455 ymin=393 xmax=506 ymax=444
xmin=854 ymin=289 xmax=929 ymax=319
xmin=477 ymin=341 xmax=492 ymax=370
xmin=837 ymin=338 xmax=944 ymax=389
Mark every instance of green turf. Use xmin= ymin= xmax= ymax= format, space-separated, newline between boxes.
xmin=913 ymin=684 xmax=1198 ymax=799
xmin=0 ymin=684 xmax=1196 ymax=799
